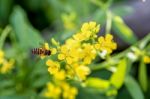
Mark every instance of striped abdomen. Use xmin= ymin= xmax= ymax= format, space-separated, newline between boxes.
xmin=32 ymin=48 xmax=51 ymax=55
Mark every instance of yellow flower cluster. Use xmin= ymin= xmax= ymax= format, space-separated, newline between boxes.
xmin=46 ymin=60 xmax=60 ymax=74
xmin=44 ymin=82 xmax=78 ymax=99
xmin=73 ymin=22 xmax=100 ymax=41
xmin=45 ymin=21 xmax=117 ymax=80
xmin=94 ymin=34 xmax=117 ymax=54
xmin=143 ymin=55 xmax=150 ymax=64
xmin=44 ymin=82 xmax=61 ymax=99
xmin=0 ymin=50 xmax=15 ymax=74
xmin=43 ymin=21 xmax=117 ymax=99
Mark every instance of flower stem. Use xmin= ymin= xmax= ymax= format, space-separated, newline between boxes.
xmin=105 ymin=10 xmax=112 ymax=34
xmin=0 ymin=26 xmax=12 ymax=49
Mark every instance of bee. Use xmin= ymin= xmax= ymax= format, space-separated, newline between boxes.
xmin=32 ymin=43 xmax=51 ymax=56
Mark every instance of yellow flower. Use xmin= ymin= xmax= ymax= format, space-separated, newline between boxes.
xmin=95 ymin=34 xmax=117 ymax=54
xmin=65 ymin=38 xmax=80 ymax=48
xmin=75 ymin=65 xmax=90 ymax=80
xmin=63 ymin=87 xmax=78 ymax=99
xmin=0 ymin=58 xmax=4 ymax=64
xmin=82 ymin=44 xmax=96 ymax=64
xmin=66 ymin=68 xmax=75 ymax=79
xmin=61 ymin=82 xmax=78 ymax=99
xmin=58 ymin=53 xmax=65 ymax=60
xmin=81 ymin=21 xmax=100 ymax=34
xmin=44 ymin=81 xmax=78 ymax=99
xmin=44 ymin=82 xmax=61 ymax=98
xmin=73 ymin=32 xmax=83 ymax=41
xmin=143 ymin=56 xmax=150 ymax=64
xmin=66 ymin=57 xmax=73 ymax=64
xmin=58 ymin=40 xmax=81 ymax=64
xmin=0 ymin=50 xmax=15 ymax=74
xmin=0 ymin=50 xmax=4 ymax=64
xmin=1 ymin=59 xmax=15 ymax=74
xmin=58 ymin=45 xmax=71 ymax=63
xmin=46 ymin=59 xmax=60 ymax=74
xmin=73 ymin=21 xmax=100 ymax=42
xmin=0 ymin=50 xmax=4 ymax=58
xmin=43 ymin=42 xmax=49 ymax=50
xmin=58 ymin=45 xmax=70 ymax=63
xmin=51 ymin=48 xmax=57 ymax=55
xmin=54 ymin=70 xmax=66 ymax=81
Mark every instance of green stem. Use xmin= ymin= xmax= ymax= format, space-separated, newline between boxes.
xmin=0 ymin=26 xmax=12 ymax=49
xmin=105 ymin=10 xmax=112 ymax=34
xmin=91 ymin=0 xmax=113 ymax=34
xmin=105 ymin=0 xmax=113 ymax=9
xmin=90 ymin=33 xmax=150 ymax=71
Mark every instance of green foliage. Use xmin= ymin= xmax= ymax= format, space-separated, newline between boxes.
xmin=138 ymin=61 xmax=148 ymax=92
xmin=86 ymin=77 xmax=110 ymax=90
xmin=10 ymin=6 xmax=43 ymax=50
xmin=112 ymin=16 xmax=137 ymax=44
xmin=77 ymin=87 xmax=108 ymax=99
xmin=0 ymin=0 xmax=150 ymax=99
xmin=125 ymin=76 xmax=144 ymax=99
xmin=110 ymin=58 xmax=127 ymax=89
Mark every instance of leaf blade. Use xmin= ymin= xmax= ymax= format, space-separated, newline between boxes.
xmin=138 ymin=61 xmax=148 ymax=92
xmin=125 ymin=76 xmax=144 ymax=99
xmin=112 ymin=16 xmax=137 ymax=44
xmin=110 ymin=58 xmax=127 ymax=89
xmin=10 ymin=6 xmax=43 ymax=50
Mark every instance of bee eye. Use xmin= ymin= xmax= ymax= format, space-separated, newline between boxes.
xmin=47 ymin=50 xmax=51 ymax=55
xmin=44 ymin=50 xmax=50 ymax=55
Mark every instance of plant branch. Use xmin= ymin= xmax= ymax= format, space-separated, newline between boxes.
xmin=90 ymin=33 xmax=150 ymax=71
xmin=105 ymin=10 xmax=112 ymax=34
xmin=0 ymin=26 xmax=12 ymax=49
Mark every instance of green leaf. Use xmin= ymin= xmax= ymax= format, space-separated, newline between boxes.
xmin=10 ymin=6 xmax=43 ymax=50
xmin=31 ymin=75 xmax=50 ymax=88
xmin=138 ymin=61 xmax=148 ymax=92
xmin=0 ymin=79 xmax=14 ymax=89
xmin=112 ymin=16 xmax=137 ymax=44
xmin=110 ymin=58 xmax=127 ymax=89
xmin=77 ymin=87 xmax=109 ymax=99
xmin=86 ymin=77 xmax=110 ymax=89
xmin=125 ymin=76 xmax=144 ymax=99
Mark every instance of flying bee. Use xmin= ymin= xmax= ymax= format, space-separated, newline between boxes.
xmin=32 ymin=43 xmax=51 ymax=56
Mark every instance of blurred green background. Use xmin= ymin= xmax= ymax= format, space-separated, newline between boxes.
xmin=0 ymin=0 xmax=150 ymax=99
